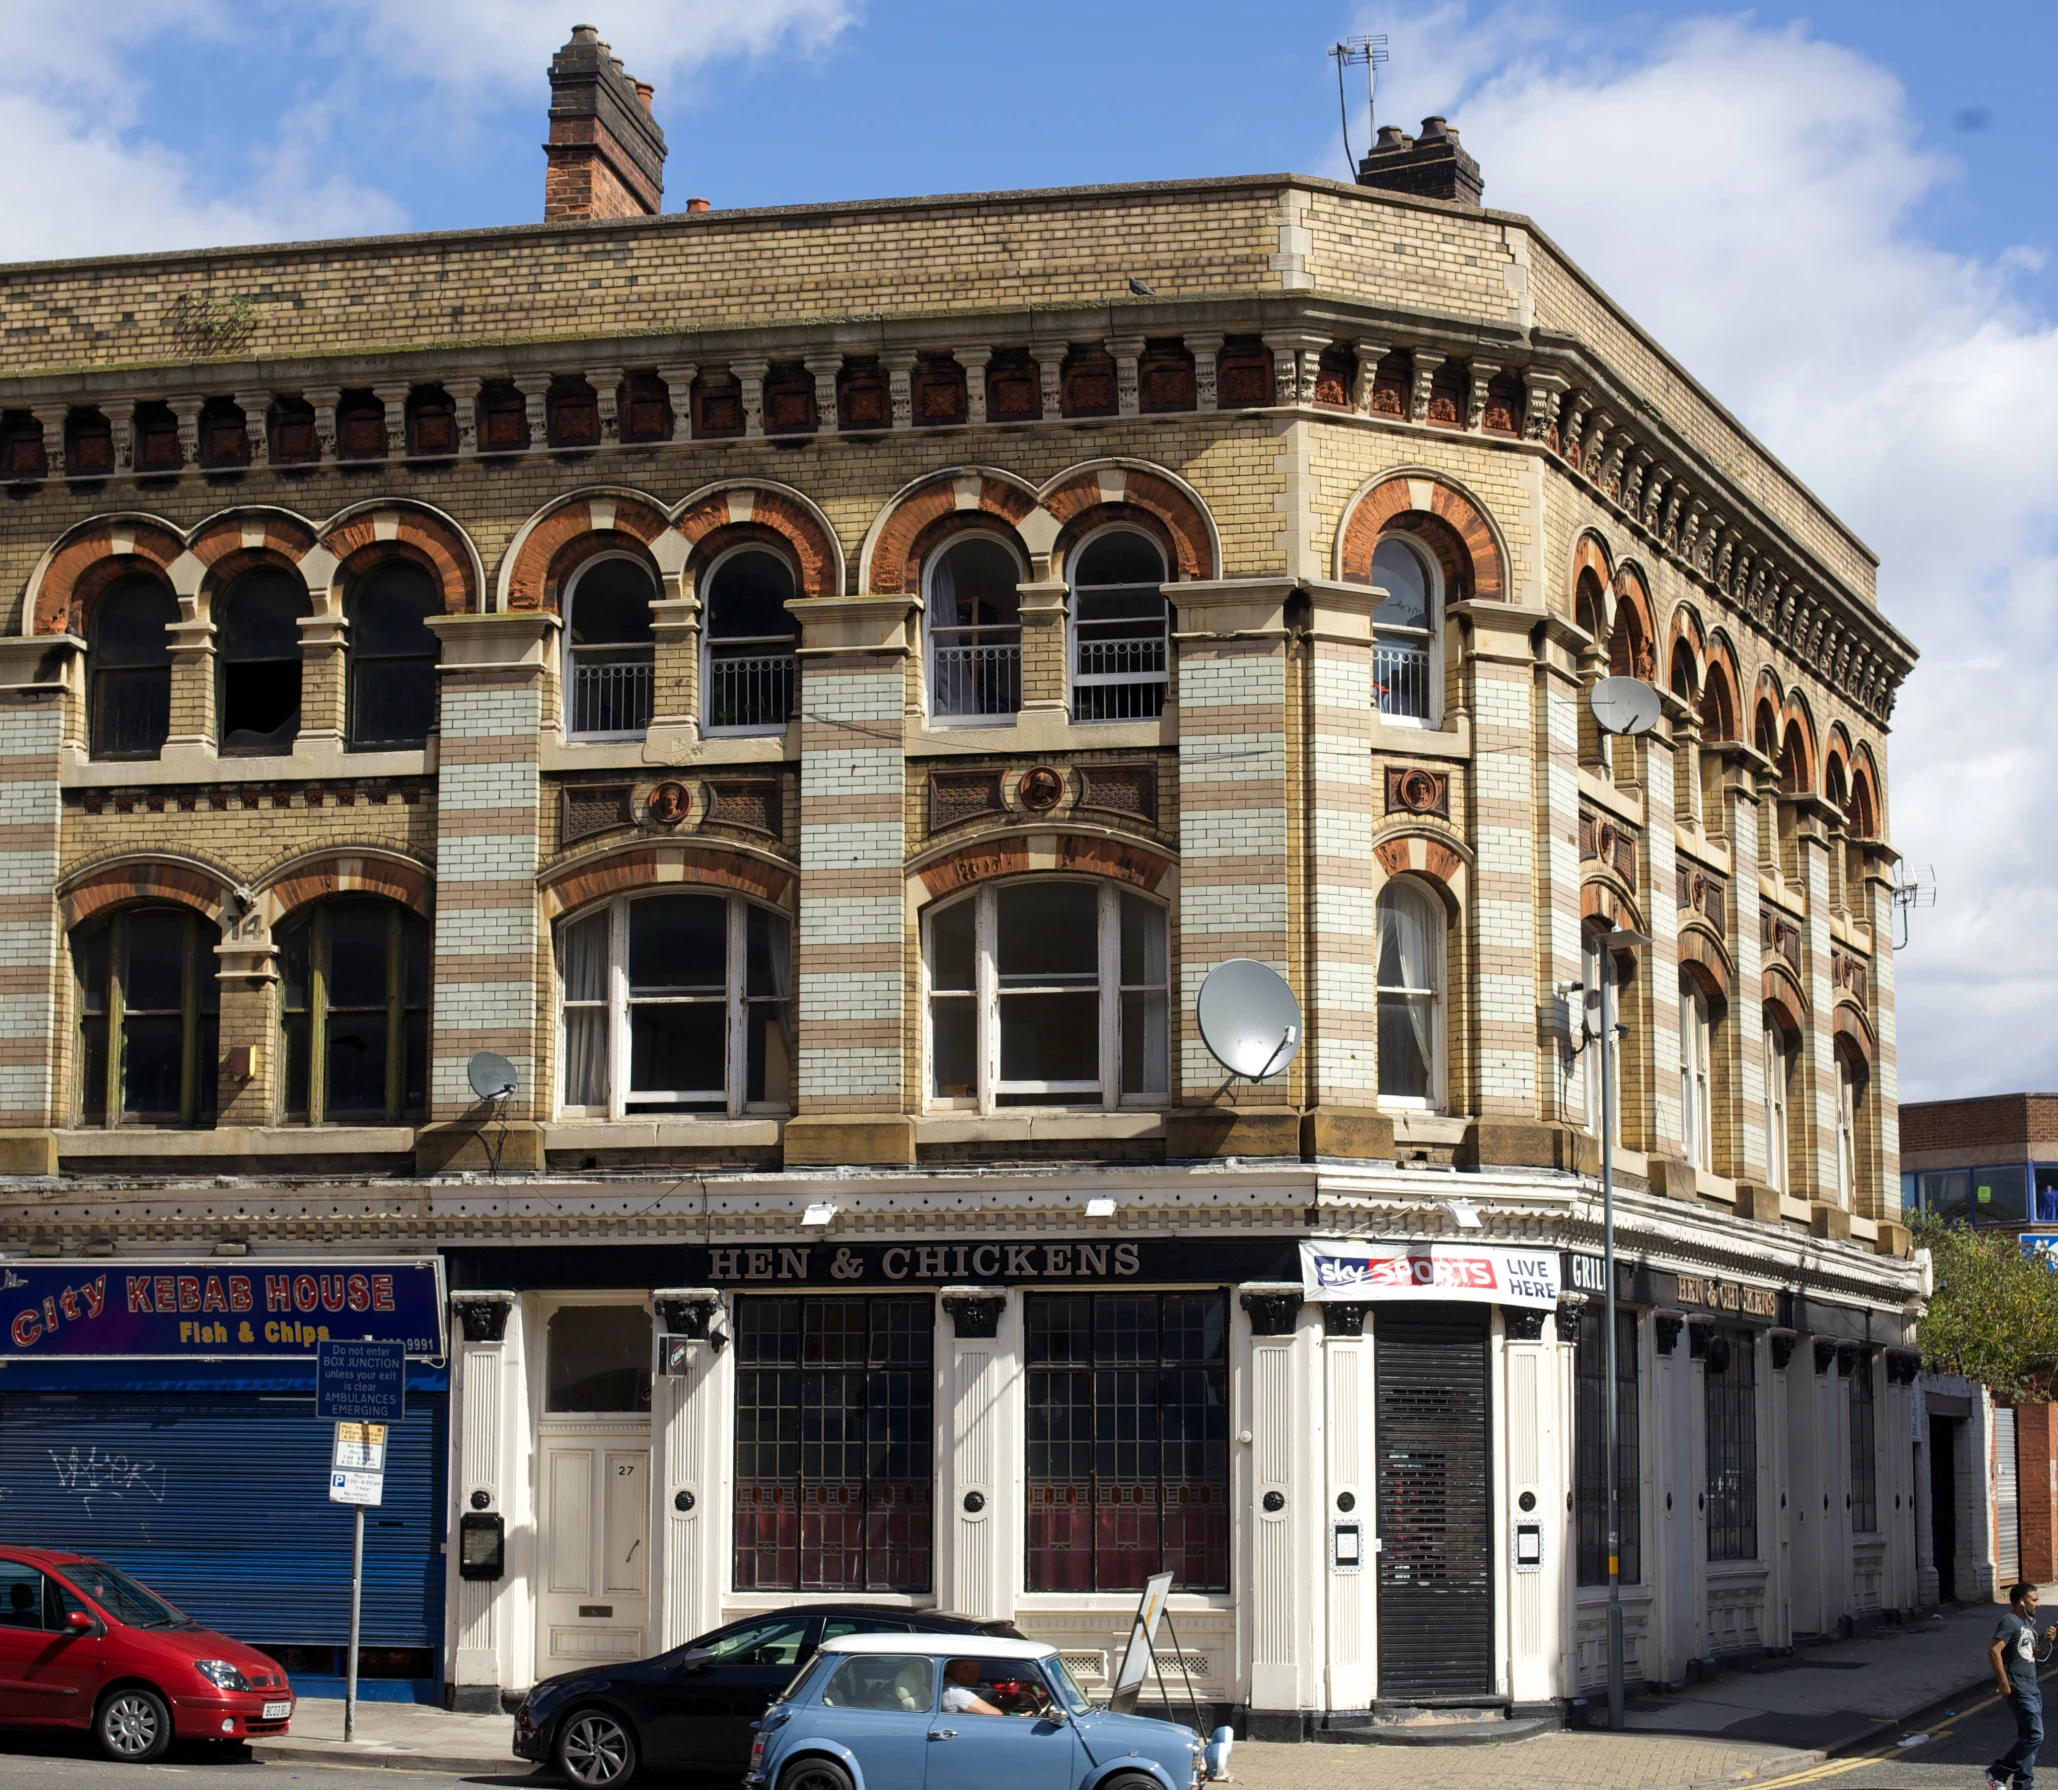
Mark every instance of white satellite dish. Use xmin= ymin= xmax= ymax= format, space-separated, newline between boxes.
xmin=1196 ymin=959 xmax=1302 ymax=1080
xmin=1589 ymin=676 xmax=1661 ymax=737
xmin=467 ymin=1050 xmax=518 ymax=1101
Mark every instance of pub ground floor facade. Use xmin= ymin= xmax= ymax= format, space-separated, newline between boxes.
xmin=419 ymin=1160 xmax=1924 ymax=1728
xmin=0 ymin=1160 xmax=1927 ymax=1726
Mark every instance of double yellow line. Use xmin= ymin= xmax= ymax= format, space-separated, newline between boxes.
xmin=1746 ymin=1667 xmax=2057 ymax=1789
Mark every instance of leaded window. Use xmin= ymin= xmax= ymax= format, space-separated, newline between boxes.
xmin=1574 ymin=1308 xmax=1640 ymax=1585
xmin=1704 ymin=1329 xmax=1758 ymax=1562
xmin=1025 ymin=1291 xmax=1230 ymax=1592
xmin=732 ymin=1295 xmax=933 ymax=1593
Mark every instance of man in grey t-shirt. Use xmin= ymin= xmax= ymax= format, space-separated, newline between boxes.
xmin=1990 ymin=1583 xmax=2058 ymax=1790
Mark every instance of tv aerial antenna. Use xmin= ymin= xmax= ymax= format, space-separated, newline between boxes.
xmin=1891 ymin=862 xmax=1935 ymax=950
xmin=1330 ymin=35 xmax=1389 ymax=178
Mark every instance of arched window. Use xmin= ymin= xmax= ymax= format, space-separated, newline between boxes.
xmin=1679 ymin=970 xmax=1715 ymax=1169
xmin=90 ymin=575 xmax=177 ymax=760
xmin=277 ymin=899 xmax=430 ymax=1124
xmin=565 ymin=556 xmax=656 ymax=738
xmin=1069 ymin=529 xmax=1169 ymax=720
xmin=72 ymin=906 xmax=218 ymax=1127
xmin=1762 ymin=1009 xmax=1796 ymax=1194
xmin=1370 ymin=536 xmax=1438 ymax=722
xmin=348 ymin=563 xmax=439 ymax=749
xmin=1376 ymin=878 xmax=1443 ymax=1106
xmin=557 ymin=891 xmax=791 ymax=1118
xmin=927 ymin=535 xmax=1021 ymax=719
xmin=1835 ymin=1049 xmax=1865 ymax=1208
xmin=217 ymin=568 xmax=309 ymax=753
xmin=925 ymin=880 xmax=1167 ymax=1109
xmin=702 ymin=547 xmax=797 ymax=733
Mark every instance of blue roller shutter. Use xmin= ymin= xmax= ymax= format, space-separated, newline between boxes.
xmin=0 ymin=1390 xmax=446 ymax=1652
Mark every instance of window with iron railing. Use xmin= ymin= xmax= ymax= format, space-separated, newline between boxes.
xmin=565 ymin=556 xmax=656 ymax=738
xmin=704 ymin=546 xmax=798 ymax=733
xmin=1371 ymin=536 xmax=1438 ymax=723
xmin=928 ymin=535 xmax=1021 ymax=719
xmin=1070 ymin=530 xmax=1169 ymax=721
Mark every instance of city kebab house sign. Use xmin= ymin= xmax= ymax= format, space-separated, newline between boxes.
xmin=0 ymin=1260 xmax=445 ymax=1358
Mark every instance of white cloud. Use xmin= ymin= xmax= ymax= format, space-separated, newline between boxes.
xmin=0 ymin=0 xmax=857 ymax=263
xmin=1355 ymin=8 xmax=2058 ymax=1101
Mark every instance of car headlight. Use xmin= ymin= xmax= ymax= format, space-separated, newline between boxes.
xmin=195 ymin=1660 xmax=251 ymax=1692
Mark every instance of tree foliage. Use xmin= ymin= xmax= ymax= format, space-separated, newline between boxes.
xmin=1915 ymin=1216 xmax=2058 ymax=1401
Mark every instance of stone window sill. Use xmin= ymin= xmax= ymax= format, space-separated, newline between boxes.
xmin=56 ymin=1126 xmax=416 ymax=1158
xmin=542 ymin=1118 xmax=783 ymax=1148
xmin=912 ymin=1113 xmax=1165 ymax=1144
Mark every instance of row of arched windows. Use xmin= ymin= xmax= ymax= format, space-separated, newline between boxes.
xmin=70 ymin=873 xmax=1459 ymax=1127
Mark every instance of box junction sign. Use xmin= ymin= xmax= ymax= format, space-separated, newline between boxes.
xmin=0 ymin=1259 xmax=445 ymax=1358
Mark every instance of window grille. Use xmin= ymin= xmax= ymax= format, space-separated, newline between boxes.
xmin=1704 ymin=1329 xmax=1758 ymax=1561
xmin=1573 ymin=1309 xmax=1640 ymax=1585
xmin=732 ymin=1296 xmax=934 ymax=1593
xmin=1849 ymin=1354 xmax=1878 ymax=1533
xmin=1025 ymin=1291 xmax=1229 ymax=1592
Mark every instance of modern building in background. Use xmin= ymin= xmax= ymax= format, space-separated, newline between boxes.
xmin=0 ymin=25 xmax=1923 ymax=1726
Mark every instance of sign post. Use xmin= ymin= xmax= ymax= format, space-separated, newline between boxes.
xmin=319 ymin=1342 xmax=405 ymax=1745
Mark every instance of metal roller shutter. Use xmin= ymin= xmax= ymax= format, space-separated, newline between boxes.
xmin=1997 ymin=1406 xmax=2021 ymax=1585
xmin=0 ymin=1391 xmax=446 ymax=1651
xmin=1375 ymin=1306 xmax=1492 ymax=1700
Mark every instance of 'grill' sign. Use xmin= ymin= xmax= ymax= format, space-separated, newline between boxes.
xmin=1300 ymin=1240 xmax=1561 ymax=1308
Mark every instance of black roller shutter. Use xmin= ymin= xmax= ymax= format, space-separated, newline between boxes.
xmin=0 ymin=1391 xmax=445 ymax=1652
xmin=1375 ymin=1306 xmax=1492 ymax=1700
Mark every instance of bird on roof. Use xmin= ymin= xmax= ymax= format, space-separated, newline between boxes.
xmin=1127 ymin=277 xmax=1156 ymax=296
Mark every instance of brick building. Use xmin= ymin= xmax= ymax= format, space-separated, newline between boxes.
xmin=0 ymin=25 xmax=1928 ymax=1727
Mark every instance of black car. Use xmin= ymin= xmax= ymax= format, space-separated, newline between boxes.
xmin=513 ymin=1605 xmax=1023 ymax=1786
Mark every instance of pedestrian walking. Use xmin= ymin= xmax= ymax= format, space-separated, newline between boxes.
xmin=1990 ymin=1582 xmax=2058 ymax=1790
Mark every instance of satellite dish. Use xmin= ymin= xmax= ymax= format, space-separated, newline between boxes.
xmin=467 ymin=1050 xmax=518 ymax=1101
xmin=1196 ymin=959 xmax=1302 ymax=1080
xmin=1589 ymin=676 xmax=1661 ymax=737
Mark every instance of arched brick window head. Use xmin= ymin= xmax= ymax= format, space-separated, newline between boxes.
xmin=218 ymin=569 xmax=310 ymax=754
xmin=565 ymin=557 xmax=657 ymax=739
xmin=91 ymin=576 xmax=177 ymax=761
xmin=703 ymin=547 xmax=798 ymax=734
xmin=1700 ymin=667 xmax=1737 ymax=742
xmin=349 ymin=564 xmax=440 ymax=749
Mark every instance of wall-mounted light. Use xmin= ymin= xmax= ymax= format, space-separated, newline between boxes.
xmin=1442 ymin=1198 xmax=1482 ymax=1230
xmin=1085 ymin=1197 xmax=1116 ymax=1218
xmin=802 ymin=1202 xmax=838 ymax=1227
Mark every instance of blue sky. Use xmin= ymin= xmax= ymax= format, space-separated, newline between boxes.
xmin=10 ymin=1 xmax=2058 ymax=1101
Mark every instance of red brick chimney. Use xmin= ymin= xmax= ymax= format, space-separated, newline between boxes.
xmin=544 ymin=24 xmax=667 ymax=223
xmin=1357 ymin=116 xmax=1484 ymax=209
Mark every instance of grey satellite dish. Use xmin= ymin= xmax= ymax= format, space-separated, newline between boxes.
xmin=1589 ymin=676 xmax=1661 ymax=737
xmin=1196 ymin=959 xmax=1302 ymax=1080
xmin=467 ymin=1050 xmax=518 ymax=1101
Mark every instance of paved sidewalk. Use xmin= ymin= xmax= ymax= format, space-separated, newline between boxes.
xmin=1620 ymin=1590 xmax=2046 ymax=1754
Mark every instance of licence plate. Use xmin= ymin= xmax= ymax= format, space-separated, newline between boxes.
xmin=262 ymin=1701 xmax=292 ymax=1721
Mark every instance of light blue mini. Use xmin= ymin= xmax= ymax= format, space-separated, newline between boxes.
xmin=745 ymin=1635 xmax=1234 ymax=1790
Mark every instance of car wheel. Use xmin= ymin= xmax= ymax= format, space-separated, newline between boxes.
xmin=95 ymin=1687 xmax=173 ymax=1763
xmin=779 ymin=1758 xmax=855 ymax=1790
xmin=555 ymin=1707 xmax=640 ymax=1786
xmin=1098 ymin=1775 xmax=1163 ymax=1790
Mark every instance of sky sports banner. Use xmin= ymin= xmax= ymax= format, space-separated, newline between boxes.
xmin=1299 ymin=1240 xmax=1562 ymax=1309
xmin=0 ymin=1259 xmax=446 ymax=1358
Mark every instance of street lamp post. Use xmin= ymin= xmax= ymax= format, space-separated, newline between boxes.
xmin=1585 ymin=672 xmax=1661 ymax=1732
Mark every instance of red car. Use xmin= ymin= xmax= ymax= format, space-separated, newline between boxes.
xmin=0 ymin=1548 xmax=293 ymax=1762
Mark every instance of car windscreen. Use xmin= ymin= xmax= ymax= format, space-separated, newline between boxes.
xmin=60 ymin=1560 xmax=195 ymax=1631
xmin=820 ymin=1653 xmax=937 ymax=1712
xmin=1042 ymin=1655 xmax=1092 ymax=1715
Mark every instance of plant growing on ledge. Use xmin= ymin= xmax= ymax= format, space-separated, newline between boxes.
xmin=164 ymin=284 xmax=269 ymax=356
xmin=1914 ymin=1214 xmax=2058 ymax=1401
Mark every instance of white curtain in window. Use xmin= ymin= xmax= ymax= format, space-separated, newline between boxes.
xmin=1377 ymin=882 xmax=1438 ymax=1098
xmin=929 ymin=550 xmax=958 ymax=628
xmin=561 ymin=912 xmax=610 ymax=1108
